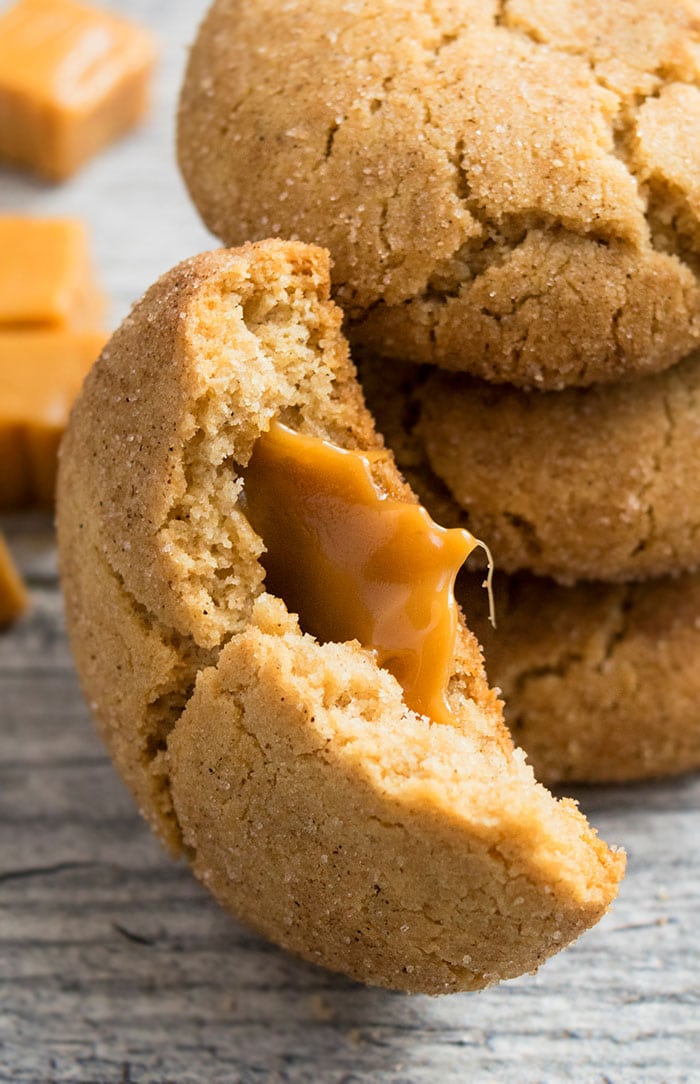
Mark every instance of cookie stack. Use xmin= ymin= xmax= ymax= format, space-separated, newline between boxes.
xmin=68 ymin=0 xmax=700 ymax=995
xmin=178 ymin=0 xmax=700 ymax=786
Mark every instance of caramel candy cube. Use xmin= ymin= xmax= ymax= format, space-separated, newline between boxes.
xmin=0 ymin=533 xmax=28 ymax=626
xmin=0 ymin=217 xmax=106 ymax=330
xmin=0 ymin=0 xmax=156 ymax=181
xmin=0 ymin=330 xmax=106 ymax=507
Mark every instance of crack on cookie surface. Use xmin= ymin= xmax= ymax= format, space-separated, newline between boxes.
xmin=505 ymin=584 xmax=638 ymax=710
xmin=596 ymin=584 xmax=638 ymax=673
xmin=645 ymin=176 xmax=700 ymax=275
xmin=324 ymin=117 xmax=342 ymax=160
xmin=507 ymin=653 xmax=586 ymax=739
xmin=464 ymin=566 xmax=700 ymax=783
xmin=98 ymin=551 xmax=215 ymax=851
xmin=491 ymin=2 xmax=700 ymax=275
xmin=628 ymin=384 xmax=676 ymax=563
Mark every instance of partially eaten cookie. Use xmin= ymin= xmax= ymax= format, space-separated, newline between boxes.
xmin=57 ymin=240 xmax=624 ymax=994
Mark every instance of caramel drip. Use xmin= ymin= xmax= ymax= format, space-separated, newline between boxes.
xmin=241 ymin=422 xmax=478 ymax=725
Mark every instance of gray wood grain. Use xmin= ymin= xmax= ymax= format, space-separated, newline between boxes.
xmin=1 ymin=3 xmax=699 ymax=1081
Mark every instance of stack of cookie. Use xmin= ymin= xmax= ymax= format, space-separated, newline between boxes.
xmin=177 ymin=0 xmax=700 ymax=787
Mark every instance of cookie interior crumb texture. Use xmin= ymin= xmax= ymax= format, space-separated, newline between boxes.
xmin=178 ymin=0 xmax=700 ymax=388
xmin=57 ymin=240 xmax=624 ymax=994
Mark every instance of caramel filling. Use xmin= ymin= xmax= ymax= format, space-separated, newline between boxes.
xmin=241 ymin=422 xmax=480 ymax=725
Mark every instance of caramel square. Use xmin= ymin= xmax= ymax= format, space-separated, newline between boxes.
xmin=0 ymin=0 xmax=156 ymax=180
xmin=0 ymin=216 xmax=106 ymax=329
xmin=0 ymin=329 xmax=106 ymax=506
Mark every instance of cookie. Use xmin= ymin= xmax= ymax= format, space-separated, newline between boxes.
xmin=57 ymin=240 xmax=623 ymax=994
xmin=358 ymin=351 xmax=700 ymax=583
xmin=178 ymin=0 xmax=700 ymax=389
xmin=458 ymin=570 xmax=700 ymax=785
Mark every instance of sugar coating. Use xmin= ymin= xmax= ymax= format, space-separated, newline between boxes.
xmin=178 ymin=0 xmax=700 ymax=388
xmin=57 ymin=240 xmax=623 ymax=993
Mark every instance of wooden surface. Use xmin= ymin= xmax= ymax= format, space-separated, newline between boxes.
xmin=1 ymin=3 xmax=699 ymax=1081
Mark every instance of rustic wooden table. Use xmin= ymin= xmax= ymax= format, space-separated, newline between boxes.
xmin=1 ymin=3 xmax=698 ymax=1081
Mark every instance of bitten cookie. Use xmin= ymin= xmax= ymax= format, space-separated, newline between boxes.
xmin=359 ymin=351 xmax=700 ymax=583
xmin=458 ymin=570 xmax=700 ymax=785
xmin=178 ymin=0 xmax=700 ymax=388
xmin=57 ymin=241 xmax=623 ymax=994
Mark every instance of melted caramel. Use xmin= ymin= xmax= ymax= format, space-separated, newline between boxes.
xmin=241 ymin=422 xmax=479 ymax=725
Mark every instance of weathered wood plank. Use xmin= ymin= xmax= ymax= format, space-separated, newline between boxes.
xmin=1 ymin=523 xmax=699 ymax=1083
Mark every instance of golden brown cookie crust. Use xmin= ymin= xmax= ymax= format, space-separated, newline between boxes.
xmin=359 ymin=351 xmax=700 ymax=583
xmin=178 ymin=0 xmax=700 ymax=388
xmin=57 ymin=241 xmax=623 ymax=993
xmin=459 ymin=570 xmax=700 ymax=785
